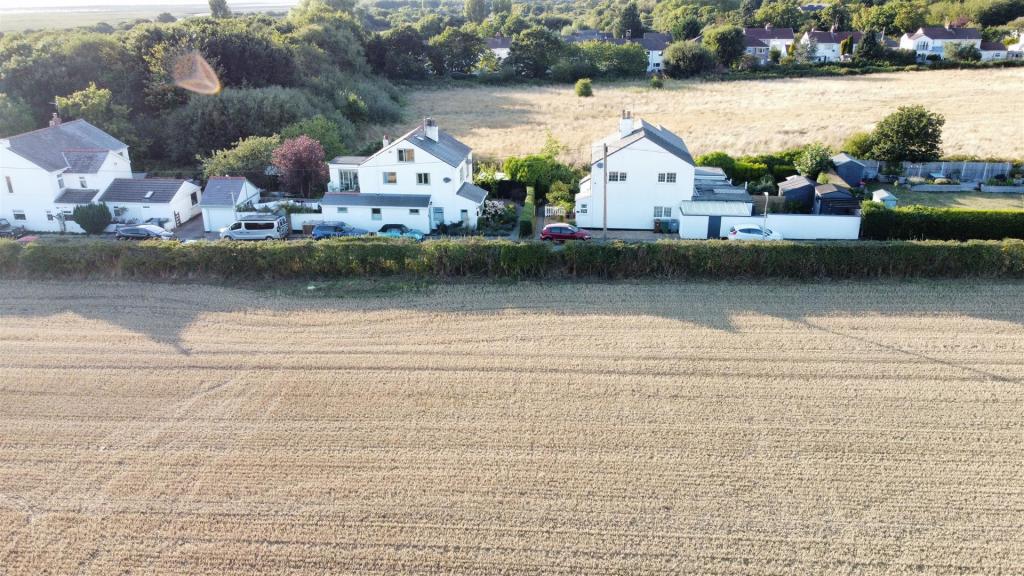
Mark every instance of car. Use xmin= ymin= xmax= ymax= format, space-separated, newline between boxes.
xmin=540 ymin=223 xmax=591 ymax=242
xmin=0 ymin=218 xmax=26 ymax=239
xmin=377 ymin=223 xmax=425 ymax=241
xmin=115 ymin=224 xmax=175 ymax=241
xmin=311 ymin=222 xmax=368 ymax=240
xmin=221 ymin=215 xmax=289 ymax=240
xmin=727 ymin=224 xmax=783 ymax=241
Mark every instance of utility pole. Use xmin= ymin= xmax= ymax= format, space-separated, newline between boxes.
xmin=602 ymin=143 xmax=608 ymax=240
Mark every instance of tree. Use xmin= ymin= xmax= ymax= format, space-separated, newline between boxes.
xmin=491 ymin=0 xmax=512 ymax=14
xmin=575 ymin=78 xmax=593 ymax=97
xmin=428 ymin=28 xmax=486 ymax=75
xmin=695 ymin=151 xmax=736 ymax=178
xmin=365 ymin=26 xmax=431 ymax=80
xmin=855 ymin=29 xmax=886 ymax=61
xmin=547 ymin=180 xmax=575 ymax=211
xmin=868 ymin=105 xmax=945 ymax=163
xmin=55 ymin=83 xmax=143 ymax=155
xmin=947 ymin=42 xmax=982 ymax=61
xmin=769 ymin=46 xmax=782 ymax=63
xmin=795 ymin=143 xmax=832 ymax=178
xmin=663 ymin=41 xmax=717 ymax=77
xmin=792 ymin=36 xmax=818 ymax=63
xmin=853 ymin=0 xmax=926 ymax=35
xmin=755 ymin=0 xmax=804 ymax=29
xmin=201 ymin=135 xmax=280 ymax=188
xmin=156 ymin=12 xmax=177 ymax=23
xmin=842 ymin=131 xmax=875 ymax=158
xmin=72 ymin=203 xmax=112 ymax=235
xmin=209 ymin=0 xmax=232 ymax=18
xmin=671 ymin=16 xmax=703 ymax=41
xmin=616 ymin=2 xmax=644 ymax=39
xmin=702 ymin=25 xmax=745 ymax=67
xmin=0 ymin=94 xmax=36 ymax=137
xmin=272 ymin=136 xmax=328 ymax=198
xmin=816 ymin=1 xmax=852 ymax=31
xmin=741 ymin=0 xmax=764 ymax=25
xmin=509 ymin=27 xmax=563 ymax=78
xmin=281 ymin=115 xmax=353 ymax=160
xmin=839 ymin=36 xmax=853 ymax=56
xmin=464 ymin=0 xmax=488 ymax=24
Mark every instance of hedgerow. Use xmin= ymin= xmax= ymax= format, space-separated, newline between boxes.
xmin=861 ymin=203 xmax=1024 ymax=241
xmin=1 ymin=237 xmax=1022 ymax=281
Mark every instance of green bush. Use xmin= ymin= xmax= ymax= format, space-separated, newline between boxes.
xmin=519 ymin=186 xmax=537 ymax=238
xmin=861 ymin=202 xmax=1024 ymax=241
xmin=695 ymin=151 xmax=736 ymax=179
xmin=649 ymin=75 xmax=664 ymax=89
xmin=2 ymin=237 xmax=1023 ymax=280
xmin=732 ymin=161 xmax=769 ymax=183
xmin=72 ymin=203 xmax=113 ymax=235
xmin=574 ymin=78 xmax=593 ymax=97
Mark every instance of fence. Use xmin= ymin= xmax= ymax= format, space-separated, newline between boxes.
xmin=544 ymin=205 xmax=566 ymax=218
xmin=858 ymin=159 xmax=1016 ymax=182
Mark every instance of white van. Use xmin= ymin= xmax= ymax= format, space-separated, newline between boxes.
xmin=220 ymin=215 xmax=289 ymax=240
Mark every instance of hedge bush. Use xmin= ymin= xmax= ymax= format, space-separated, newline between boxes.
xmin=2 ymin=237 xmax=1022 ymax=280
xmin=519 ymin=186 xmax=537 ymax=239
xmin=861 ymin=203 xmax=1024 ymax=241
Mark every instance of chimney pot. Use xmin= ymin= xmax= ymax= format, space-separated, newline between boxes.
xmin=382 ymin=135 xmax=390 ymax=148
xmin=49 ymin=112 xmax=62 ymax=127
xmin=618 ymin=111 xmax=634 ymax=137
xmin=424 ymin=117 xmax=439 ymax=141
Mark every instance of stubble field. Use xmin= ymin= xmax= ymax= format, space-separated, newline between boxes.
xmin=382 ymin=67 xmax=1024 ymax=164
xmin=1 ymin=279 xmax=1023 ymax=574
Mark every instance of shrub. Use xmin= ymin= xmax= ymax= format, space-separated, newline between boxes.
xmin=860 ymin=202 xmax=1024 ymax=241
xmin=695 ymin=151 xmax=736 ymax=179
xmin=732 ymin=161 xmax=769 ymax=183
xmin=520 ymin=186 xmax=537 ymax=238
xmin=795 ymin=143 xmax=832 ymax=179
xmin=0 ymin=239 xmax=23 ymax=274
xmin=772 ymin=164 xmax=798 ymax=180
xmin=574 ymin=78 xmax=593 ymax=97
xmin=663 ymin=41 xmax=717 ymax=78
xmin=649 ymin=75 xmax=664 ymax=89
xmin=842 ymin=131 xmax=875 ymax=158
xmin=72 ymin=203 xmax=113 ymax=235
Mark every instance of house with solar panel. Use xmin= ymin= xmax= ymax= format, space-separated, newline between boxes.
xmin=0 ymin=114 xmax=200 ymax=232
xmin=325 ymin=118 xmax=487 ymax=233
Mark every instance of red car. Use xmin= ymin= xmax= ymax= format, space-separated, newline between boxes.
xmin=540 ymin=223 xmax=591 ymax=242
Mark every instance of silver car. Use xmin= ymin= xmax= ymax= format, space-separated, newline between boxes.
xmin=727 ymin=224 xmax=784 ymax=241
xmin=220 ymin=216 xmax=289 ymax=240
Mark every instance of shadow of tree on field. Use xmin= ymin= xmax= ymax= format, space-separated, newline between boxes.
xmin=0 ymin=280 xmax=1022 ymax=385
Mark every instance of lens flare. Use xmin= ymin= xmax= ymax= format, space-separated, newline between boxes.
xmin=172 ymin=51 xmax=221 ymax=95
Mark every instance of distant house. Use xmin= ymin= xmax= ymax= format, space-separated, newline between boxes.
xmin=799 ymin=3 xmax=826 ymax=13
xmin=777 ymin=175 xmax=817 ymax=209
xmin=979 ymin=41 xmax=1007 ymax=61
xmin=899 ymin=26 xmax=982 ymax=60
xmin=802 ymin=29 xmax=863 ymax=62
xmin=97 ymin=178 xmax=202 ymax=230
xmin=485 ymin=36 xmax=512 ymax=61
xmin=744 ymin=25 xmax=796 ymax=63
xmin=199 ymin=176 xmax=261 ymax=232
xmin=323 ymin=117 xmax=486 ymax=233
xmin=635 ymin=32 xmax=672 ymax=72
xmin=563 ymin=30 xmax=614 ymax=44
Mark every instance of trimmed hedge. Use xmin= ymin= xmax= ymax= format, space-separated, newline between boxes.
xmin=861 ymin=203 xmax=1024 ymax=241
xmin=519 ymin=186 xmax=537 ymax=239
xmin=1 ymin=237 xmax=1022 ymax=280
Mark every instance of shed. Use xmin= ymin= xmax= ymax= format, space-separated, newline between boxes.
xmin=831 ymin=153 xmax=865 ymax=188
xmin=199 ymin=176 xmax=261 ymax=232
xmin=814 ymin=184 xmax=860 ymax=215
xmin=872 ymin=189 xmax=898 ymax=208
xmin=777 ymin=175 xmax=816 ymax=209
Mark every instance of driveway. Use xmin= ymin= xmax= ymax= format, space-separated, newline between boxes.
xmin=174 ymin=214 xmax=218 ymax=240
xmin=580 ymin=229 xmax=670 ymax=242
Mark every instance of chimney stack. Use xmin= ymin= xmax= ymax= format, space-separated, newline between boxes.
xmin=382 ymin=134 xmax=390 ymax=148
xmin=766 ymin=22 xmax=773 ymax=31
xmin=423 ymin=117 xmax=438 ymax=142
xmin=618 ymin=110 xmax=634 ymax=137
xmin=49 ymin=112 xmax=62 ymax=127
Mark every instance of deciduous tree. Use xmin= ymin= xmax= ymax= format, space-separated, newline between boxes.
xmin=702 ymin=25 xmax=745 ymax=67
xmin=663 ymin=41 xmax=717 ymax=77
xmin=272 ymin=136 xmax=329 ymax=198
xmin=209 ymin=0 xmax=232 ymax=19
xmin=868 ymin=105 xmax=945 ymax=163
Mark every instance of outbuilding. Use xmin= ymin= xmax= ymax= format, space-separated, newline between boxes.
xmin=320 ymin=192 xmax=432 ymax=233
xmin=872 ymin=189 xmax=898 ymax=208
xmin=777 ymin=175 xmax=817 ymax=209
xmin=199 ymin=176 xmax=261 ymax=232
xmin=97 ymin=178 xmax=201 ymax=230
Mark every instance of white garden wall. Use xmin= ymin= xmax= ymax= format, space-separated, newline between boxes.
xmin=680 ymin=214 xmax=861 ymax=240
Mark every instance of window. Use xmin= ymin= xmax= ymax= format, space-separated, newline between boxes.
xmin=371 ymin=208 xmax=382 ymax=220
xmin=397 ymin=149 xmax=415 ymax=162
xmin=79 ymin=177 xmax=87 ymax=189
xmin=653 ymin=206 xmax=672 ymax=218
xmin=190 ymin=192 xmax=198 ymax=205
xmin=243 ymin=222 xmax=274 ymax=231
xmin=383 ymin=172 xmax=397 ymax=185
xmin=5 ymin=176 xmax=12 ymax=194
xmin=916 ymin=41 xmax=928 ymax=50
xmin=416 ymin=173 xmax=430 ymax=185
xmin=337 ymin=170 xmax=358 ymax=191
xmin=460 ymin=209 xmax=469 ymax=222
xmin=46 ymin=211 xmax=54 ymax=221
xmin=409 ymin=209 xmax=420 ymax=215
xmin=57 ymin=175 xmax=64 ymax=189
xmin=608 ymin=171 xmax=627 ymax=182
xmin=657 ymin=173 xmax=676 ymax=183
xmin=13 ymin=211 xmax=26 ymax=221
xmin=336 ymin=207 xmax=347 ymax=213
xmin=578 ymin=203 xmax=588 ymax=214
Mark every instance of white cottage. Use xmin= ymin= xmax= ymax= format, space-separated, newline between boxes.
xmin=199 ymin=176 xmax=261 ymax=232
xmin=574 ymin=111 xmax=751 ymax=231
xmin=324 ymin=118 xmax=487 ymax=233
xmin=97 ymin=178 xmax=202 ymax=230
xmin=899 ymin=26 xmax=982 ymax=60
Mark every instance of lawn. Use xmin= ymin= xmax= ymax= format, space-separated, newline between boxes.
xmin=382 ymin=67 xmax=1024 ymax=164
xmin=1 ymin=279 xmax=1022 ymax=574
xmin=868 ymin=183 xmax=1024 ymax=210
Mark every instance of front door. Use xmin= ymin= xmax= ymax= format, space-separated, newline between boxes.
xmin=431 ymin=207 xmax=444 ymax=229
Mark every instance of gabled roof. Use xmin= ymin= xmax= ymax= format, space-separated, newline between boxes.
xmin=815 ymin=184 xmax=852 ymax=198
xmin=63 ymin=149 xmax=110 ymax=174
xmin=328 ymin=155 xmax=368 ymax=165
xmin=778 ymin=175 xmax=817 ymax=191
xmin=980 ymin=41 xmax=1006 ymax=51
xmin=401 ymin=125 xmax=471 ymax=168
xmin=805 ymin=30 xmax=862 ymax=44
xmin=745 ymin=37 xmax=769 ymax=48
xmin=744 ymin=26 xmax=795 ymax=41
xmin=200 ymin=176 xmax=255 ymax=207
xmin=486 ymin=36 xmax=512 ymax=49
xmin=5 ymin=120 xmax=127 ymax=173
xmin=636 ymin=32 xmax=672 ymax=51
xmin=98 ymin=178 xmax=190 ymax=204
xmin=54 ymin=188 xmax=100 ymax=204
xmin=320 ymin=193 xmax=431 ymax=208
xmin=831 ymin=153 xmax=863 ymax=167
xmin=910 ymin=27 xmax=981 ymax=41
xmin=597 ymin=118 xmax=695 ymax=166
xmin=456 ymin=182 xmax=488 ymax=204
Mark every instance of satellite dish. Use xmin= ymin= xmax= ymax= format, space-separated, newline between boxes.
xmin=596 ymin=161 xmax=604 ymax=168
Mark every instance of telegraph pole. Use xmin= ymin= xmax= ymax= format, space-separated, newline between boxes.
xmin=602 ymin=143 xmax=608 ymax=240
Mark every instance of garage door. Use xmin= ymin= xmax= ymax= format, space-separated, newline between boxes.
xmin=203 ymin=208 xmax=236 ymax=232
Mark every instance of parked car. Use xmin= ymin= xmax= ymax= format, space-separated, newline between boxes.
xmin=115 ymin=224 xmax=175 ymax=241
xmin=540 ymin=223 xmax=591 ymax=242
xmin=0 ymin=218 xmax=26 ymax=239
xmin=311 ymin=222 xmax=368 ymax=240
xmin=727 ymin=224 xmax=783 ymax=241
xmin=221 ymin=215 xmax=289 ymax=240
xmin=377 ymin=223 xmax=425 ymax=241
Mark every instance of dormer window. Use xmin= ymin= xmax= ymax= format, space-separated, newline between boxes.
xmin=397 ymin=149 xmax=415 ymax=162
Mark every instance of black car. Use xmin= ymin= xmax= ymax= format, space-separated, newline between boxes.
xmin=115 ymin=224 xmax=175 ymax=240
xmin=0 ymin=218 xmax=26 ymax=239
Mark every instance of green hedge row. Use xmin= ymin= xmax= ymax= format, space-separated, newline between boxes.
xmin=2 ymin=237 xmax=1022 ymax=280
xmin=861 ymin=203 xmax=1024 ymax=241
xmin=519 ymin=186 xmax=537 ymax=239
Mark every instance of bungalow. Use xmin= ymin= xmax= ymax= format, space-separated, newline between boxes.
xmin=97 ymin=178 xmax=202 ymax=230
xmin=744 ymin=25 xmax=796 ymax=63
xmin=802 ymin=29 xmax=863 ymax=62
xmin=980 ymin=41 xmax=1008 ymax=61
xmin=899 ymin=26 xmax=982 ymax=60
xmin=324 ymin=118 xmax=487 ymax=233
xmin=199 ymin=176 xmax=261 ymax=232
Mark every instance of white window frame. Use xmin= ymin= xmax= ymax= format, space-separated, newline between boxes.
xmin=57 ymin=175 xmax=64 ymax=189
xmin=653 ymin=206 xmax=672 ymax=218
xmin=79 ymin=177 xmax=88 ymax=189
xmin=608 ymin=171 xmax=627 ymax=182
xmin=383 ymin=172 xmax=397 ymax=185
xmin=397 ymin=149 xmax=415 ymax=162
xmin=416 ymin=172 xmax=430 ymax=185
xmin=12 ymin=210 xmax=26 ymax=221
xmin=5 ymin=176 xmax=13 ymax=194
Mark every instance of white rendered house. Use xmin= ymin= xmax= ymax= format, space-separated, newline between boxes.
xmin=801 ymin=29 xmax=863 ymax=62
xmin=325 ymin=118 xmax=487 ymax=233
xmin=96 ymin=178 xmax=202 ymax=230
xmin=743 ymin=25 xmax=796 ymax=63
xmin=899 ymin=26 xmax=982 ymax=60
xmin=574 ymin=111 xmax=751 ymax=231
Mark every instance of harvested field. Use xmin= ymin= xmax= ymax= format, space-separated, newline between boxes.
xmin=381 ymin=68 xmax=1024 ymax=164
xmin=1 ymin=279 xmax=1023 ymax=575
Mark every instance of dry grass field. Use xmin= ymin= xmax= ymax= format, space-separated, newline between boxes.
xmin=1 ymin=279 xmax=1023 ymax=575
xmin=382 ymin=68 xmax=1024 ymax=164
